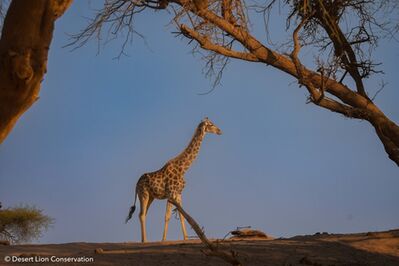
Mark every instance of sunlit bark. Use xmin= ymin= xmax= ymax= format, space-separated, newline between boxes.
xmin=0 ymin=0 xmax=72 ymax=143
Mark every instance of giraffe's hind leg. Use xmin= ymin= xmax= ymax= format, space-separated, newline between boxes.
xmin=138 ymin=193 xmax=151 ymax=243
xmin=146 ymin=196 xmax=154 ymax=214
xmin=162 ymin=200 xmax=172 ymax=241
xmin=176 ymin=194 xmax=188 ymax=240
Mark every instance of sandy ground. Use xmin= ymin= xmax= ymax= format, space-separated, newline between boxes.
xmin=1 ymin=229 xmax=398 ymax=266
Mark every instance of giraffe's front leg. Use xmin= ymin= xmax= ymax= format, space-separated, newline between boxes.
xmin=175 ymin=194 xmax=188 ymax=240
xmin=162 ymin=200 xmax=172 ymax=241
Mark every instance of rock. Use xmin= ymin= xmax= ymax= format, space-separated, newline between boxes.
xmin=314 ymin=232 xmax=329 ymax=236
xmin=94 ymin=248 xmax=104 ymax=254
xmin=230 ymin=229 xmax=269 ymax=239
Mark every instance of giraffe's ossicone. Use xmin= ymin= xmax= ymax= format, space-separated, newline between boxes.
xmin=125 ymin=117 xmax=222 ymax=242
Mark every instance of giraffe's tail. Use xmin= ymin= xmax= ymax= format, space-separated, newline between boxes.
xmin=125 ymin=205 xmax=136 ymax=224
xmin=125 ymin=189 xmax=138 ymax=224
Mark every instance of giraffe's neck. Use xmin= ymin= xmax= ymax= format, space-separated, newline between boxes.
xmin=173 ymin=124 xmax=206 ymax=172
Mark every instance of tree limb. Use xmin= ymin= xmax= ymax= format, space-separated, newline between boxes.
xmin=315 ymin=0 xmax=369 ymax=99
xmin=180 ymin=24 xmax=259 ymax=62
xmin=168 ymin=198 xmax=242 ymax=266
xmin=177 ymin=6 xmax=370 ymax=109
xmin=289 ymin=13 xmax=323 ymax=103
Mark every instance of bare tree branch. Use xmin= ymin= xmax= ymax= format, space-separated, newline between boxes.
xmin=168 ymin=198 xmax=242 ymax=266
xmin=290 ymin=12 xmax=322 ymax=102
xmin=314 ymin=0 xmax=368 ymax=99
xmin=180 ymin=24 xmax=259 ymax=62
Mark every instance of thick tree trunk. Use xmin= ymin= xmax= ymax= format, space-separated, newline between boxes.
xmin=0 ymin=0 xmax=72 ymax=144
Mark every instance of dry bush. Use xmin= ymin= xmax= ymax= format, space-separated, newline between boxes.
xmin=0 ymin=205 xmax=53 ymax=244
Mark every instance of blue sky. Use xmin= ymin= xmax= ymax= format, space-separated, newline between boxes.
xmin=0 ymin=1 xmax=398 ymax=243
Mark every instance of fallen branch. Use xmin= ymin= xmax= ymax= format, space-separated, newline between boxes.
xmin=168 ymin=198 xmax=242 ymax=266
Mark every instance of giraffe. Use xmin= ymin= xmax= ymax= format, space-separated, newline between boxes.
xmin=125 ymin=117 xmax=222 ymax=242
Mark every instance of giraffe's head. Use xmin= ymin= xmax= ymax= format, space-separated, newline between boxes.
xmin=201 ymin=117 xmax=222 ymax=135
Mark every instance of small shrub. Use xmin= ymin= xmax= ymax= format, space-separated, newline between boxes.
xmin=0 ymin=205 xmax=53 ymax=244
